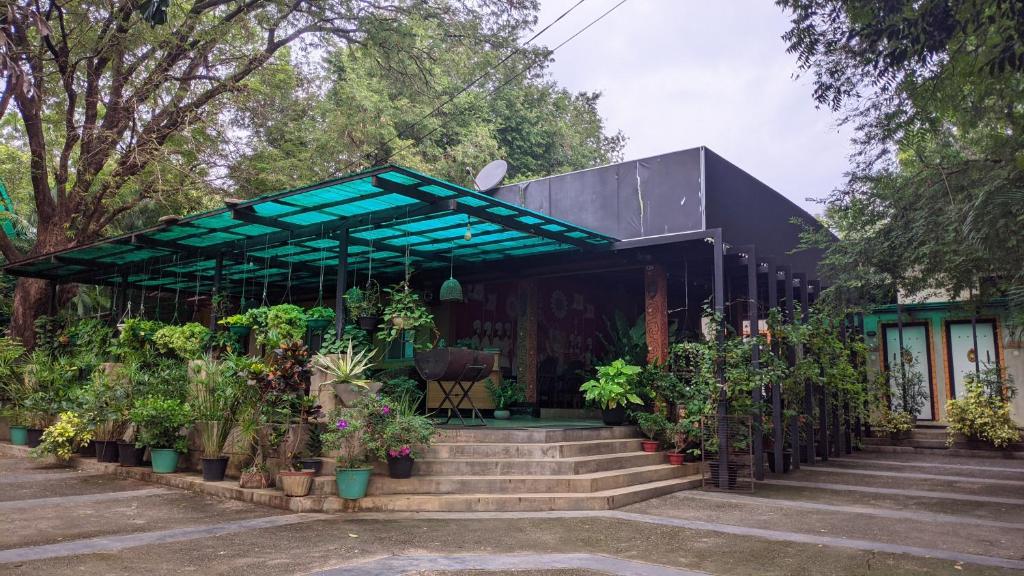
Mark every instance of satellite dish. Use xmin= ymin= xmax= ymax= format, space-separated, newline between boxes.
xmin=473 ymin=159 xmax=508 ymax=192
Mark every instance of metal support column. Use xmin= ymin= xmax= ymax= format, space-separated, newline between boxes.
xmin=795 ymin=272 xmax=815 ymax=465
xmin=780 ymin=265 xmax=799 ymax=470
xmin=47 ymin=281 xmax=58 ymax=317
xmin=746 ymin=247 xmax=763 ymax=480
xmin=765 ymin=258 xmax=784 ymax=474
xmin=712 ymin=231 xmax=729 ymax=489
xmin=334 ymin=229 xmax=350 ymax=336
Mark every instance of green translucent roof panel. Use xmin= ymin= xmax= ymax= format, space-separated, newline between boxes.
xmin=4 ymin=164 xmax=615 ymax=294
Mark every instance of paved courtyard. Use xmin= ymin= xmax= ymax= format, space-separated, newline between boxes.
xmin=1 ymin=449 xmax=1022 ymax=575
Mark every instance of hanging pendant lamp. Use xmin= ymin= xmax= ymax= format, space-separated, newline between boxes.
xmin=440 ymin=243 xmax=463 ymax=302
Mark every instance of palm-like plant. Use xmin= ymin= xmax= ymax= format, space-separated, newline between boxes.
xmin=312 ymin=339 xmax=376 ymax=393
xmin=189 ymin=354 xmax=245 ymax=459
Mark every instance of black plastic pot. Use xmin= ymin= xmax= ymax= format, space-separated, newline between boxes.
xmin=601 ymin=406 xmax=626 ymax=426
xmin=357 ymin=316 xmax=380 ymax=331
xmin=386 ymin=455 xmax=415 ymax=479
xmin=300 ymin=458 xmax=323 ymax=475
xmin=95 ymin=440 xmax=120 ymax=462
xmin=708 ymin=461 xmax=739 ymax=488
xmin=78 ymin=440 xmax=97 ymax=457
xmin=118 ymin=441 xmax=145 ymax=467
xmin=26 ymin=428 xmax=43 ymax=448
xmin=767 ymin=450 xmax=793 ymax=474
xmin=201 ymin=457 xmax=229 ymax=481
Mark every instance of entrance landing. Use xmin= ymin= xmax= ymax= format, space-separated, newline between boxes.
xmin=435 ymin=418 xmax=605 ymax=429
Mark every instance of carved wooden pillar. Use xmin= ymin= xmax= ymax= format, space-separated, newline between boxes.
xmin=516 ymin=279 xmax=539 ymax=403
xmin=644 ymin=264 xmax=669 ymax=365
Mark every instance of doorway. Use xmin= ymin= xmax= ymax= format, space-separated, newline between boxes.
xmin=882 ymin=323 xmax=935 ymax=420
xmin=946 ymin=320 xmax=1000 ymax=399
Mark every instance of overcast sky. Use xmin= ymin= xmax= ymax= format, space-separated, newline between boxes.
xmin=534 ymin=0 xmax=853 ymax=216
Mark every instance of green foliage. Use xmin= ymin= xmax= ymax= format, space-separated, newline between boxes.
xmin=781 ymin=1 xmax=1024 ymax=318
xmin=30 ymin=411 xmax=93 ymax=462
xmin=946 ymin=372 xmax=1021 ymax=448
xmin=345 ymin=283 xmax=381 ymax=319
xmin=153 ymin=323 xmax=211 ymax=360
xmin=130 ymin=395 xmax=193 ymax=452
xmin=884 ymin=351 xmax=928 ymax=419
xmin=321 ymin=406 xmax=369 ymax=469
xmin=320 ymin=324 xmax=371 ymax=354
xmin=485 ymin=378 xmax=526 ymax=409
xmin=306 ymin=306 xmax=336 ymax=322
xmin=190 ymin=354 xmax=247 ymax=457
xmin=116 ymin=319 xmax=165 ymax=359
xmin=218 ymin=314 xmax=251 ymax=328
xmin=312 ymin=340 xmax=376 ymax=391
xmin=632 ymin=410 xmax=669 ymax=441
xmin=0 ymin=337 xmax=28 ymax=424
xmin=380 ymin=282 xmax=435 ymax=349
xmin=357 ymin=393 xmax=434 ymax=460
xmin=80 ymin=365 xmax=134 ymax=441
xmin=249 ymin=304 xmax=307 ymax=349
xmin=598 ymin=311 xmax=648 ymax=365
xmin=876 ymin=409 xmax=915 ymax=438
xmin=380 ymin=376 xmax=421 ymax=401
xmin=580 ymin=359 xmax=644 ymax=410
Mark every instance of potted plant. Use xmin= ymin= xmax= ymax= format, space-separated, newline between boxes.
xmin=5 ymin=407 xmax=29 ymax=445
xmin=153 ymin=323 xmax=212 ymax=360
xmin=485 ymin=378 xmax=525 ymax=420
xmin=664 ymin=419 xmax=694 ymax=465
xmin=580 ymin=359 xmax=644 ymax=425
xmin=82 ymin=363 xmax=135 ymax=463
xmin=190 ymin=355 xmax=245 ymax=481
xmin=346 ymin=282 xmax=381 ymax=331
xmin=305 ymin=306 xmax=335 ymax=333
xmin=632 ymin=411 xmax=668 ymax=452
xmin=29 ymin=411 xmax=93 ymax=465
xmin=278 ymin=427 xmax=316 ymax=497
xmin=362 ymin=393 xmax=434 ymax=479
xmin=313 ymin=339 xmax=378 ymax=405
xmin=877 ymin=409 xmax=914 ymax=442
xmin=321 ymin=406 xmax=372 ymax=499
xmin=130 ymin=395 xmax=193 ymax=474
xmin=381 ymin=281 xmax=435 ymax=343
xmin=257 ymin=304 xmax=308 ymax=349
xmin=219 ymin=314 xmax=252 ymax=339
xmin=299 ymin=422 xmax=324 ymax=475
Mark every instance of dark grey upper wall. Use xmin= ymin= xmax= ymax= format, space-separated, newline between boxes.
xmin=703 ymin=148 xmax=827 ymax=278
xmin=491 ymin=146 xmax=829 ymax=278
xmin=493 ymin=148 xmax=704 ymax=240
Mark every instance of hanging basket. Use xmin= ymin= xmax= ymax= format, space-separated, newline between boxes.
xmin=440 ymin=277 xmax=464 ymax=302
xmin=358 ymin=316 xmax=380 ymax=331
xmin=228 ymin=325 xmax=251 ymax=338
xmin=306 ymin=319 xmax=330 ymax=332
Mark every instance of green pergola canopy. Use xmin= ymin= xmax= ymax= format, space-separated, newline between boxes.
xmin=4 ymin=165 xmax=615 ymax=296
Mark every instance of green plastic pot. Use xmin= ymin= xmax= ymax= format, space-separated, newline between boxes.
xmin=228 ymin=325 xmax=251 ymax=338
xmin=9 ymin=425 xmax=28 ymax=446
xmin=335 ymin=468 xmax=372 ymax=500
xmin=306 ymin=318 xmax=330 ymax=332
xmin=150 ymin=449 xmax=180 ymax=474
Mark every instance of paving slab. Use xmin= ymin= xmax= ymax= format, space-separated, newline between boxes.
xmin=768 ymin=468 xmax=1024 ymax=499
xmin=0 ymin=473 xmax=156 ymax=502
xmin=622 ymin=491 xmax=1024 ymax=560
xmin=4 ymin=516 xmax=1020 ymax=576
xmin=822 ymin=457 xmax=1024 ymax=480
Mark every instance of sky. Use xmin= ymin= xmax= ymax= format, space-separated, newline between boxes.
xmin=534 ymin=0 xmax=854 ymax=216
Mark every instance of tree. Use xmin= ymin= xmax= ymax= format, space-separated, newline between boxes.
xmin=779 ymin=1 xmax=1024 ymax=323
xmin=0 ymin=0 xmax=536 ymax=346
xmin=224 ymin=12 xmax=624 ymax=194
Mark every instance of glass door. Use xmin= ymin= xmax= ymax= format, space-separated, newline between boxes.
xmin=947 ymin=321 xmax=999 ymax=399
xmin=883 ymin=324 xmax=934 ymax=420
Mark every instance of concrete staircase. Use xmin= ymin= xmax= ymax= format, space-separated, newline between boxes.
xmin=300 ymin=426 xmax=701 ymax=512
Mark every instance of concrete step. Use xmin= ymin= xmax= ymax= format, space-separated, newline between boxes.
xmin=861 ymin=444 xmax=1024 ymax=460
xmin=433 ymin=426 xmax=639 ymax=444
xmin=862 ymin=437 xmax=948 ymax=450
xmin=410 ymin=451 xmax=666 ymax=476
xmin=308 ymin=476 xmax=702 ymax=512
xmin=422 ymin=438 xmax=644 ymax=460
xmin=365 ymin=464 xmax=698 ymax=495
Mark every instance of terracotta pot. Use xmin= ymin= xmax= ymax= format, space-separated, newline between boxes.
xmin=667 ymin=452 xmax=685 ymax=465
xmin=641 ymin=440 xmax=660 ymax=453
xmin=279 ymin=470 xmax=315 ymax=497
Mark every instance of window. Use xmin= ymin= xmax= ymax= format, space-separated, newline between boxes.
xmin=385 ymin=330 xmax=415 ymax=360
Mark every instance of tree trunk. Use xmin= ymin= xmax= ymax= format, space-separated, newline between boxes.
xmin=10 ymin=277 xmax=49 ymax=348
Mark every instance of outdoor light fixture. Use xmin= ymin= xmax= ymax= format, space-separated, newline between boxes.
xmin=464 ymin=215 xmax=473 ymax=241
xmin=440 ymin=244 xmax=464 ymax=302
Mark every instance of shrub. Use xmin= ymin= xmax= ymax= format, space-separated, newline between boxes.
xmin=130 ymin=396 xmax=193 ymax=452
xmin=876 ymin=409 xmax=914 ymax=438
xmin=30 ymin=411 xmax=93 ymax=462
xmin=946 ymin=380 xmax=1022 ymax=448
xmin=632 ymin=410 xmax=669 ymax=441
xmin=580 ymin=359 xmax=643 ymax=410
xmin=153 ymin=323 xmax=211 ymax=360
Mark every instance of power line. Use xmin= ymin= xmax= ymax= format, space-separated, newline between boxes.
xmin=380 ymin=0 xmax=631 ymax=168
xmin=351 ymin=0 xmax=589 ymax=170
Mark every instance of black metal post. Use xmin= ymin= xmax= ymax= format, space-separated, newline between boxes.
xmin=795 ymin=272 xmax=815 ymax=465
xmin=334 ymin=229 xmax=350 ymax=337
xmin=970 ymin=313 xmax=981 ymax=377
xmin=712 ymin=231 xmax=729 ymax=490
xmin=47 ymin=281 xmax=58 ymax=316
xmin=208 ymin=253 xmax=223 ymax=332
xmin=765 ymin=258 xmax=784 ymax=474
xmin=780 ymin=265 xmax=799 ymax=470
xmin=746 ymin=247 xmax=763 ymax=480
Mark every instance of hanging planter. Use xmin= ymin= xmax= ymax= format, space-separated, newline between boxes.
xmin=439 ymin=244 xmax=464 ymax=302
xmin=346 ymin=280 xmax=381 ymax=332
xmin=306 ymin=306 xmax=335 ymax=333
xmin=358 ymin=315 xmax=380 ymax=331
xmin=381 ymin=281 xmax=435 ymax=347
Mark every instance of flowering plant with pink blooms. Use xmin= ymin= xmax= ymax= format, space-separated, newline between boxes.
xmin=357 ymin=392 xmax=435 ymax=461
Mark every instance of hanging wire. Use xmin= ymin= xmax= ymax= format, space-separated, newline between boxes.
xmin=138 ymin=261 xmax=147 ymax=318
xmin=281 ymin=235 xmax=294 ymax=304
xmin=240 ymin=240 xmax=249 ymax=311
xmin=171 ymin=255 xmax=181 ymax=323
xmin=191 ymin=264 xmax=201 ymax=321
xmin=261 ymin=234 xmax=271 ymax=307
